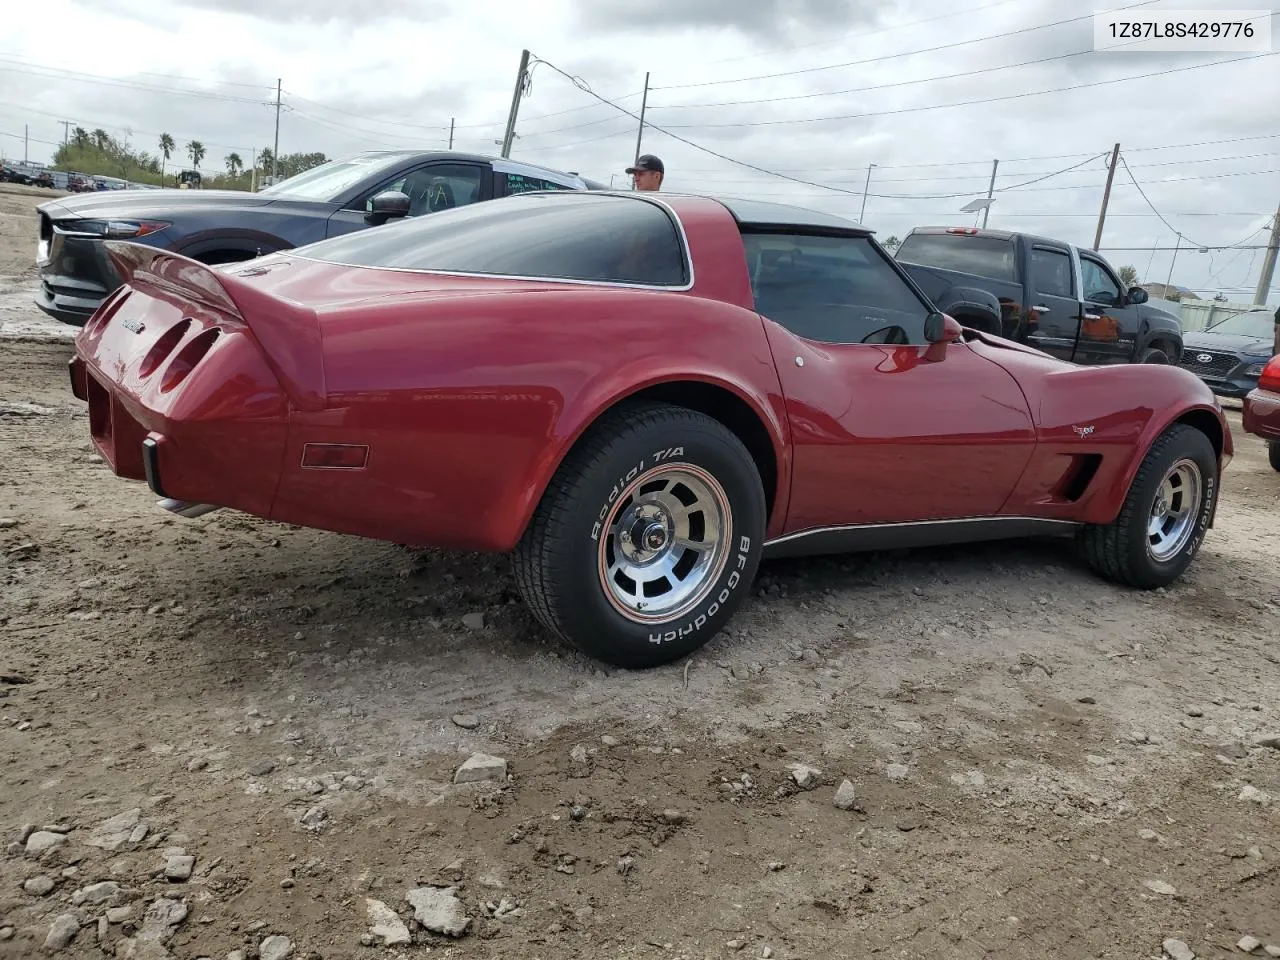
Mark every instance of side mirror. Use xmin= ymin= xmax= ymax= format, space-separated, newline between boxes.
xmin=1127 ymin=286 xmax=1149 ymax=304
xmin=924 ymin=311 xmax=963 ymax=344
xmin=366 ymin=190 xmax=411 ymax=225
xmin=923 ymin=311 xmax=963 ymax=362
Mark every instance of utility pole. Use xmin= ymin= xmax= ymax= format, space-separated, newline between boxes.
xmin=271 ymin=78 xmax=282 ymax=181
xmin=250 ymin=148 xmax=258 ymax=192
xmin=1254 ymin=204 xmax=1280 ymax=305
xmin=982 ymin=159 xmax=998 ymax=228
xmin=633 ymin=71 xmax=650 ymax=169
xmin=448 ymin=118 xmax=455 ymax=150
xmin=500 ymin=49 xmax=531 ymax=159
xmin=24 ymin=124 xmax=28 ymax=162
xmin=60 ymin=121 xmax=71 ymax=147
xmin=1165 ymin=231 xmax=1183 ymax=291
xmin=1093 ymin=142 xmax=1121 ymax=251
xmin=858 ymin=162 xmax=875 ymax=223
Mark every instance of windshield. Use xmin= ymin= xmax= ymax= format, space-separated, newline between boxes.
xmin=259 ymin=152 xmax=418 ymax=202
xmin=1205 ymin=310 xmax=1274 ymax=339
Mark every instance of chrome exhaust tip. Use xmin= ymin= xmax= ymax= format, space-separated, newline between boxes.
xmin=157 ymin=497 xmax=221 ymax=519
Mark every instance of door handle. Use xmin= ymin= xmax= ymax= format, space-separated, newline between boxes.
xmin=1084 ymin=312 xmax=1102 ymax=320
xmin=1032 ymin=304 xmax=1051 ymax=313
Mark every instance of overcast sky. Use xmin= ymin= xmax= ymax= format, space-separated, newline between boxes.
xmin=2 ymin=0 xmax=1278 ymax=302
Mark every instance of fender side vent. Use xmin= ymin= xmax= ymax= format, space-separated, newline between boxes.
xmin=1056 ymin=453 xmax=1103 ymax=503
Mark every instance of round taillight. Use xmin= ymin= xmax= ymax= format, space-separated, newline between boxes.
xmin=1259 ymin=355 xmax=1280 ymax=393
xmin=160 ymin=328 xmax=220 ymax=393
xmin=139 ymin=318 xmax=192 ymax=378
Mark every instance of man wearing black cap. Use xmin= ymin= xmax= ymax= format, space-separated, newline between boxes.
xmin=626 ymin=154 xmax=664 ymax=191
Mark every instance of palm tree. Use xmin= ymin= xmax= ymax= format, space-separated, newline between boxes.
xmin=187 ymin=140 xmax=205 ymax=170
xmin=883 ymin=235 xmax=902 ymax=253
xmin=91 ymin=128 xmax=110 ymax=151
xmin=225 ymin=152 xmax=243 ymax=178
xmin=71 ymin=127 xmax=90 ymax=149
xmin=158 ymin=133 xmax=175 ymax=181
xmin=257 ymin=147 xmax=274 ymax=179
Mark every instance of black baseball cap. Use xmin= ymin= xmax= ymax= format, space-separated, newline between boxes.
xmin=626 ymin=154 xmax=664 ymax=175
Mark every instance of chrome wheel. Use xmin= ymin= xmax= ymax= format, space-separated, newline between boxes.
xmin=1147 ymin=458 xmax=1202 ymax=561
xmin=597 ymin=463 xmax=732 ymax=623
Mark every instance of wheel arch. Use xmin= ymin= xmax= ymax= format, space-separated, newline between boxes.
xmin=1094 ymin=402 xmax=1230 ymax=527
xmin=520 ymin=376 xmax=790 ymax=544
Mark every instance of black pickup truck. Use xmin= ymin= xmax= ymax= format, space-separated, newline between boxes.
xmin=894 ymin=226 xmax=1184 ymax=365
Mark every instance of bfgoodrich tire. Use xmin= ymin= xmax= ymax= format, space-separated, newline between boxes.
xmin=512 ymin=400 xmax=766 ymax=669
xmin=1269 ymin=441 xmax=1280 ymax=472
xmin=1079 ymin=423 xmax=1218 ymax=589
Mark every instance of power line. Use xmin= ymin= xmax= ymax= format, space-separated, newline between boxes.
xmin=0 ymin=62 xmax=274 ymax=106
xmin=666 ymin=136 xmax=1280 ymax=174
xmin=0 ymin=53 xmax=278 ymax=91
xmin=659 ymin=52 xmax=1279 ymax=128
xmin=649 ymin=0 xmax=1160 ymax=90
xmin=652 ymin=47 xmax=1098 ymax=111
xmin=528 ymin=53 xmax=1108 ymax=201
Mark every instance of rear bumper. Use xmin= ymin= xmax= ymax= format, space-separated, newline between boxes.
xmin=68 ymin=321 xmax=289 ymax=520
xmin=1243 ymin=387 xmax=1280 ymax=441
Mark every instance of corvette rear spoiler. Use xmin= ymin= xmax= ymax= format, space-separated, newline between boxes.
xmin=102 ymin=241 xmax=326 ymax=411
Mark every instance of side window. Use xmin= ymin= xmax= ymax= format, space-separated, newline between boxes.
xmin=504 ymin=172 xmax=574 ymax=194
xmin=742 ymin=232 xmax=932 ymax=345
xmin=367 ymin=164 xmax=484 ymax=217
xmin=1030 ymin=247 xmax=1074 ymax=298
xmin=1080 ymin=257 xmax=1122 ymax=306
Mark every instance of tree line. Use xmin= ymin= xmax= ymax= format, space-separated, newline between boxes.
xmin=51 ymin=127 xmax=327 ymax=190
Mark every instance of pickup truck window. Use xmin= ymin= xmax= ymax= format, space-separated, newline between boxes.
xmin=742 ymin=232 xmax=932 ymax=346
xmin=893 ymin=232 xmax=1016 ymax=282
xmin=1080 ymin=257 xmax=1123 ymax=306
xmin=1030 ymin=247 xmax=1074 ymax=298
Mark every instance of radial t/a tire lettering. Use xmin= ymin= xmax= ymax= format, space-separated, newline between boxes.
xmin=1079 ymin=423 xmax=1218 ymax=589
xmin=512 ymin=400 xmax=766 ymax=669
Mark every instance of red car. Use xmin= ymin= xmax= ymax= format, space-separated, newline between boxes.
xmin=68 ymin=191 xmax=1233 ymax=668
xmin=1242 ymin=353 xmax=1280 ymax=472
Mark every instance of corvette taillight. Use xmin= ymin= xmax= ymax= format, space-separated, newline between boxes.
xmin=1259 ymin=355 xmax=1280 ymax=393
xmin=160 ymin=328 xmax=220 ymax=392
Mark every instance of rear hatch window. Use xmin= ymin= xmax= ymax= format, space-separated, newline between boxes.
xmin=894 ymin=232 xmax=1016 ymax=282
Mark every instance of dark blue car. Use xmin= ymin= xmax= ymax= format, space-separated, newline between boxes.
xmin=1177 ymin=308 xmax=1278 ymax=398
xmin=33 ymin=150 xmax=604 ymax=326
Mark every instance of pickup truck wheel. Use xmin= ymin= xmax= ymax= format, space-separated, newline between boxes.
xmin=512 ymin=400 xmax=766 ymax=669
xmin=1079 ymin=424 xmax=1217 ymax=588
xmin=1269 ymin=441 xmax=1280 ymax=472
xmin=1139 ymin=346 xmax=1170 ymax=364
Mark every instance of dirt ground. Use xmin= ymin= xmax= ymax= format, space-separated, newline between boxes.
xmin=1 ymin=182 xmax=1278 ymax=960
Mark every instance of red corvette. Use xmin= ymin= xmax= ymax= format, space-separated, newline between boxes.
xmin=69 ymin=190 xmax=1233 ymax=668
xmin=1242 ymin=353 xmax=1280 ymax=472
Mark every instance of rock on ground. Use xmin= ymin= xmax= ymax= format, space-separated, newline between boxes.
xmin=833 ymin=780 xmax=857 ymax=810
xmin=44 ymin=913 xmax=81 ymax=951
xmin=407 ymin=886 xmax=471 ymax=937
xmin=1238 ymin=936 xmax=1262 ymax=952
xmin=453 ymin=752 xmax=507 ymax=784
xmin=259 ymin=935 xmax=294 ymax=960
xmin=25 ymin=830 xmax=67 ymax=856
xmin=165 ymin=855 xmax=195 ymax=881
xmin=86 ymin=809 xmax=143 ymax=850
xmin=788 ymin=763 xmax=821 ymax=789
xmin=1163 ymin=938 xmax=1196 ymax=960
xmin=24 ymin=875 xmax=56 ymax=895
xmin=366 ymin=898 xmax=411 ymax=946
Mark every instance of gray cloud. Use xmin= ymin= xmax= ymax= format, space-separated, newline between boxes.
xmin=575 ymin=0 xmax=883 ymax=40
xmin=100 ymin=0 xmax=442 ymax=25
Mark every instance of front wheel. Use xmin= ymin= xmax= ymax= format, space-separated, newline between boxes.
xmin=1139 ymin=346 xmax=1170 ymax=364
xmin=1269 ymin=441 xmax=1280 ymax=473
xmin=1079 ymin=423 xmax=1218 ymax=588
xmin=512 ymin=400 xmax=766 ymax=669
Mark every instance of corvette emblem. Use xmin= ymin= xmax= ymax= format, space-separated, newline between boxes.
xmin=1196 ymin=353 xmax=1213 ymax=363
xmin=121 ymin=317 xmax=145 ymax=334
xmin=1073 ymin=425 xmax=1095 ymax=438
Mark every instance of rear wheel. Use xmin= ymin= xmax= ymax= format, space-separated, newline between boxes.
xmin=1140 ymin=345 xmax=1171 ymax=364
xmin=1079 ymin=424 xmax=1218 ymax=588
xmin=1270 ymin=441 xmax=1280 ymax=473
xmin=512 ymin=401 xmax=766 ymax=669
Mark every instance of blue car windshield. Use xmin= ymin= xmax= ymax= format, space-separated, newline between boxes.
xmin=1205 ymin=310 xmax=1274 ymax=339
xmin=259 ymin=153 xmax=418 ymax=202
